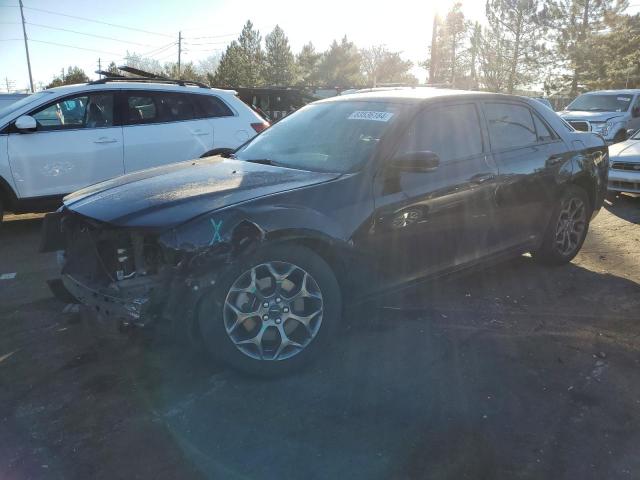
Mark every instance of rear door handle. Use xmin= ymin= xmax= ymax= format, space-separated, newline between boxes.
xmin=94 ymin=137 xmax=118 ymax=144
xmin=191 ymin=130 xmax=210 ymax=136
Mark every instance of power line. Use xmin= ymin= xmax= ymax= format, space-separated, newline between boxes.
xmin=22 ymin=5 xmax=173 ymax=38
xmin=183 ymin=40 xmax=232 ymax=46
xmin=28 ymin=38 xmax=123 ymax=56
xmin=188 ymin=33 xmax=237 ymax=40
xmin=139 ymin=41 xmax=177 ymax=58
xmin=0 ymin=38 xmax=22 ymax=41
xmin=156 ymin=51 xmax=177 ymax=62
xmin=25 ymin=22 xmax=158 ymax=47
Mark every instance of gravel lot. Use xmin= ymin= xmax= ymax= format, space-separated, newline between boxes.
xmin=1 ymin=196 xmax=639 ymax=480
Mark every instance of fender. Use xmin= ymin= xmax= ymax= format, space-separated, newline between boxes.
xmin=566 ymin=134 xmax=608 ymax=215
xmin=158 ymin=204 xmax=351 ymax=255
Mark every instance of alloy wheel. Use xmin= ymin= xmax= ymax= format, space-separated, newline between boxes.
xmin=554 ymin=196 xmax=586 ymax=256
xmin=223 ymin=261 xmax=324 ymax=361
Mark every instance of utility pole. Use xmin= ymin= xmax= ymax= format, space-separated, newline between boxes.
xmin=5 ymin=77 xmax=15 ymax=93
xmin=428 ymin=15 xmax=439 ymax=84
xmin=98 ymin=58 xmax=102 ymax=78
xmin=18 ymin=0 xmax=34 ymax=93
xmin=177 ymin=31 xmax=182 ymax=78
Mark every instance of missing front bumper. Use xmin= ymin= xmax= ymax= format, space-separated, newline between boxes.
xmin=62 ymin=274 xmax=152 ymax=324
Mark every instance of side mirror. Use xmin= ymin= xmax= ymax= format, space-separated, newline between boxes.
xmin=632 ymin=107 xmax=640 ymax=118
xmin=391 ymin=151 xmax=440 ymax=172
xmin=14 ymin=115 xmax=37 ymax=132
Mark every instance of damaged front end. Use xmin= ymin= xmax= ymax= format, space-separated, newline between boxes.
xmin=41 ymin=208 xmax=264 ymax=332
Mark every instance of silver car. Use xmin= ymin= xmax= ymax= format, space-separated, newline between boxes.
xmin=608 ymin=130 xmax=640 ymax=194
xmin=558 ymin=89 xmax=640 ymax=144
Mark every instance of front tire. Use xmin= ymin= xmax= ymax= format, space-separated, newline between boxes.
xmin=197 ymin=244 xmax=341 ymax=376
xmin=532 ymin=186 xmax=590 ymax=265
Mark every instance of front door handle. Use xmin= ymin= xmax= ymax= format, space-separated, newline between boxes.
xmin=94 ymin=137 xmax=118 ymax=144
xmin=470 ymin=173 xmax=496 ymax=184
xmin=547 ymin=154 xmax=565 ymax=165
xmin=191 ymin=130 xmax=210 ymax=136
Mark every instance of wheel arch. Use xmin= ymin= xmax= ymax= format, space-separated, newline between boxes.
xmin=0 ymin=175 xmax=18 ymax=212
xmin=613 ymin=129 xmax=628 ymax=142
xmin=567 ymin=173 xmax=597 ymax=214
xmin=263 ymin=229 xmax=352 ymax=294
xmin=200 ymin=148 xmax=235 ymax=158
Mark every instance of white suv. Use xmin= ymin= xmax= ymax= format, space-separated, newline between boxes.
xmin=0 ymin=79 xmax=268 ymax=221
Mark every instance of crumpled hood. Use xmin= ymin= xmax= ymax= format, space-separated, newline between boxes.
xmin=609 ymin=139 xmax=640 ymax=161
xmin=559 ymin=110 xmax=627 ymax=123
xmin=63 ymin=157 xmax=340 ymax=228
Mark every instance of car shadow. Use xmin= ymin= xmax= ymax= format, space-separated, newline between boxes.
xmin=121 ymin=254 xmax=640 ymax=480
xmin=604 ymin=193 xmax=640 ymax=224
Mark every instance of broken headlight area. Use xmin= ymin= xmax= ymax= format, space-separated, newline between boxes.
xmin=54 ymin=213 xmax=180 ymax=325
xmin=47 ymin=211 xmax=246 ymax=329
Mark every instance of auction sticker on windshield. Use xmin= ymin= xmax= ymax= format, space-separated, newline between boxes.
xmin=348 ymin=111 xmax=394 ymax=122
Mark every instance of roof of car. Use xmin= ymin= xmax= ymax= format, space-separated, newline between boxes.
xmin=318 ymin=87 xmax=524 ymax=104
xmin=45 ymin=81 xmax=237 ymax=96
xmin=583 ymin=89 xmax=640 ymax=95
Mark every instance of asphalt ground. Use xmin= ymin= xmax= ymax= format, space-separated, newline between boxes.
xmin=1 ymin=196 xmax=639 ymax=480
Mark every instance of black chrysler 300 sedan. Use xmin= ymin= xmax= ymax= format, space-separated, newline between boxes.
xmin=42 ymin=89 xmax=609 ymax=376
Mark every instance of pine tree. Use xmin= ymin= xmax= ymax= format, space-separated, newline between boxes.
xmin=423 ymin=3 xmax=469 ymax=87
xmin=296 ymin=43 xmax=322 ymax=86
xmin=485 ymin=0 xmax=547 ymax=94
xmin=46 ymin=66 xmax=89 ymax=88
xmin=581 ymin=11 xmax=640 ymax=89
xmin=237 ymin=20 xmax=264 ymax=87
xmin=263 ymin=25 xmax=296 ymax=86
xmin=317 ymin=36 xmax=364 ymax=88
xmin=213 ymin=41 xmax=245 ymax=87
xmin=545 ymin=0 xmax=628 ymax=95
xmin=213 ymin=20 xmax=264 ymax=87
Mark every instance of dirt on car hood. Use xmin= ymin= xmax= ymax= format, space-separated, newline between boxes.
xmin=63 ymin=157 xmax=340 ymax=228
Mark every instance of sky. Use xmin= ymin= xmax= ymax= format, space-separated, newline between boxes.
xmin=1 ymin=0 xmax=639 ymax=92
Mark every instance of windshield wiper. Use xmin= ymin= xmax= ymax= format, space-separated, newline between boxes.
xmin=244 ymin=158 xmax=282 ymax=167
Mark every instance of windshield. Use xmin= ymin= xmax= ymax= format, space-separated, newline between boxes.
xmin=235 ymin=101 xmax=406 ymax=173
xmin=0 ymin=91 xmax=52 ymax=119
xmin=566 ymin=93 xmax=633 ymax=112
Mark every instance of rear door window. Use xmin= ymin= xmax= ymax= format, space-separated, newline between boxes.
xmin=397 ymin=103 xmax=484 ymax=162
xmin=532 ymin=113 xmax=556 ymax=142
xmin=193 ymin=95 xmax=234 ymax=118
xmin=484 ymin=103 xmax=537 ymax=150
xmin=126 ymin=94 xmax=158 ymax=125
xmin=156 ymin=92 xmax=196 ymax=122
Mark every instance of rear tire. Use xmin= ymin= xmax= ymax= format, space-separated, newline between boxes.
xmin=197 ymin=243 xmax=342 ymax=377
xmin=532 ymin=186 xmax=590 ymax=265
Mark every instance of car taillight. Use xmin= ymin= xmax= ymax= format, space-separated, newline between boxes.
xmin=251 ymin=122 xmax=269 ymax=133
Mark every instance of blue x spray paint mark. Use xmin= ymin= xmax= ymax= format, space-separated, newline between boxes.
xmin=209 ymin=219 xmax=223 ymax=245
